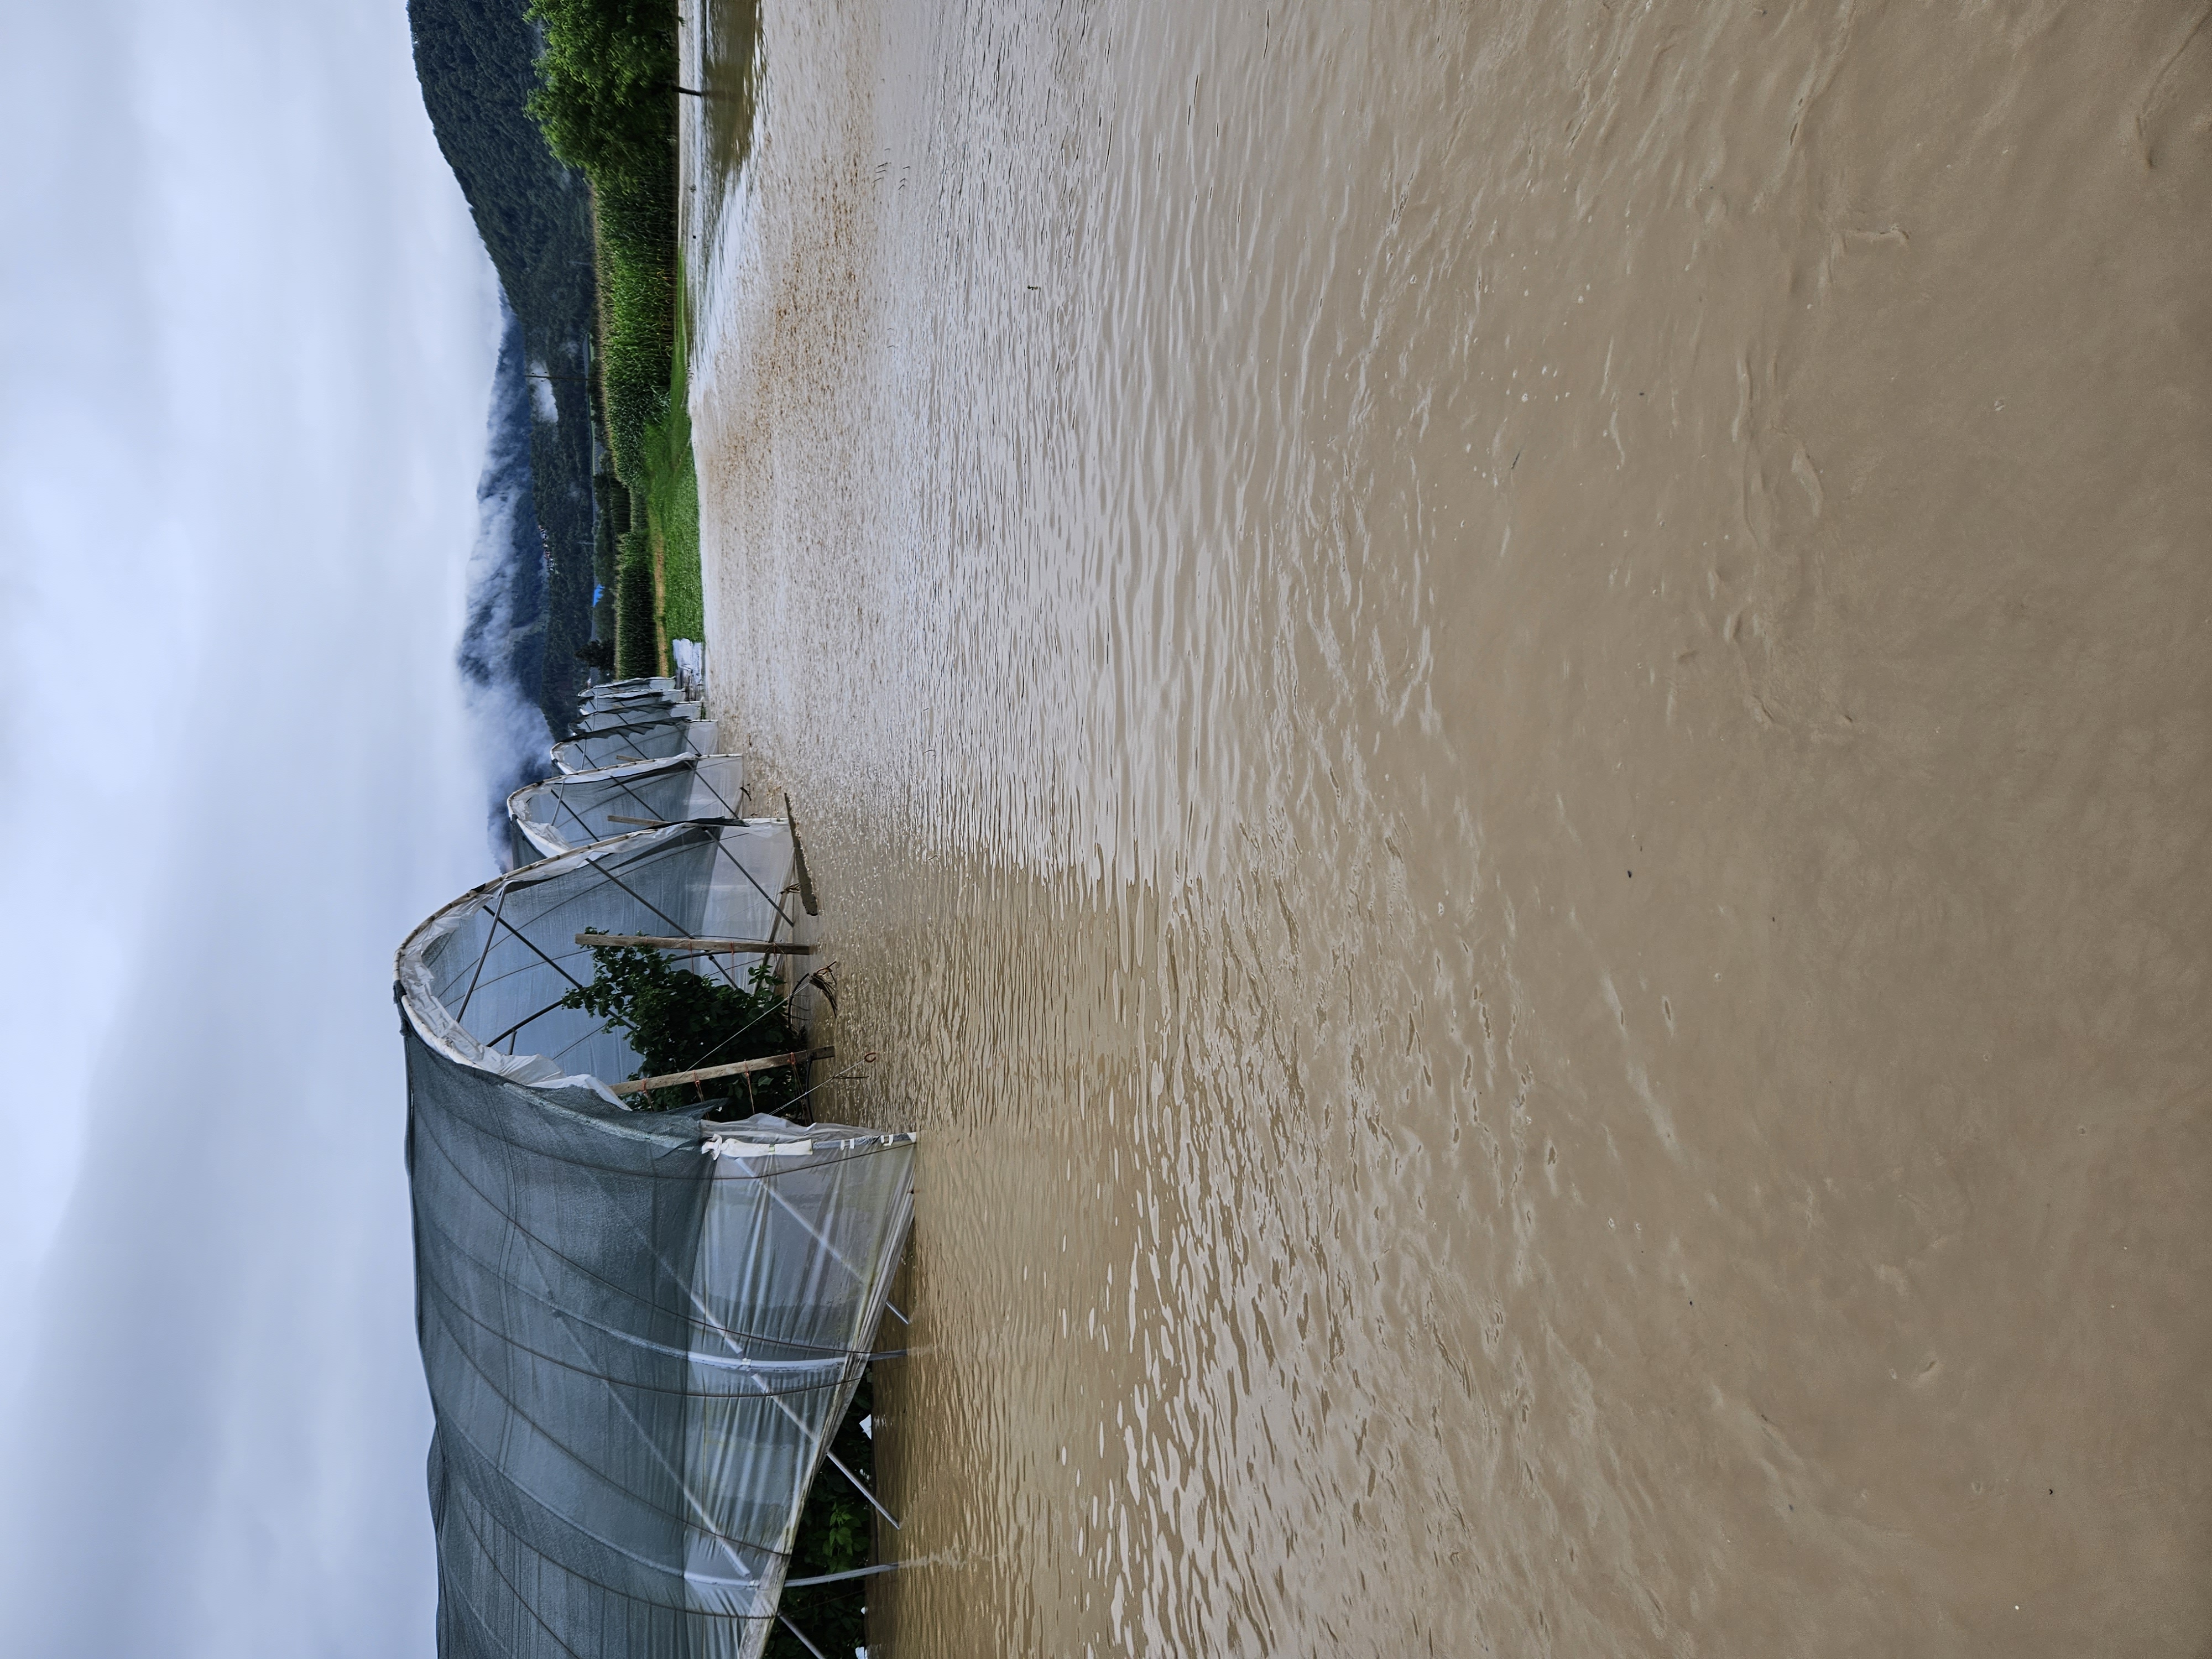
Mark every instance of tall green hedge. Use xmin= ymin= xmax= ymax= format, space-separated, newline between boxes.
xmin=614 ymin=540 xmax=658 ymax=676
xmin=593 ymin=170 xmax=677 ymax=477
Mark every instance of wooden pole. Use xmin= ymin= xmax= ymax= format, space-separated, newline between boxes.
xmin=576 ymin=933 xmax=818 ymax=955
xmin=608 ymin=1046 xmax=834 ymax=1098
xmin=784 ymin=792 xmax=821 ymax=916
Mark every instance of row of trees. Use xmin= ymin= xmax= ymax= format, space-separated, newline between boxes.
xmin=526 ymin=0 xmax=681 ymax=484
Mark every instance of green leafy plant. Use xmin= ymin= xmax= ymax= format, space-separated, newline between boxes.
xmin=560 ymin=932 xmax=804 ymax=1113
xmin=766 ymin=1378 xmax=880 ymax=1659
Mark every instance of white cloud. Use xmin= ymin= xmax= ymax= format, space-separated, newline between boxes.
xmin=0 ymin=1 xmax=500 ymax=1651
xmin=527 ymin=358 xmax=561 ymax=423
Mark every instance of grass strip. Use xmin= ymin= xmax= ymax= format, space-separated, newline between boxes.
xmin=638 ymin=273 xmax=703 ymax=648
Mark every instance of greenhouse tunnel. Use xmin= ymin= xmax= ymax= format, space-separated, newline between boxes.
xmin=552 ymin=711 xmax=719 ymax=775
xmin=509 ymin=753 xmax=749 ymax=866
xmin=547 ymin=678 xmax=718 ymax=775
xmin=398 ymin=742 xmax=911 ymax=1657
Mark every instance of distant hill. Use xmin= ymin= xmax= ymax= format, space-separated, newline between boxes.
xmin=409 ymin=0 xmax=598 ymax=729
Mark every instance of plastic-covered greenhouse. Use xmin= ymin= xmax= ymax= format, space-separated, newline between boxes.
xmin=399 ymin=701 xmax=910 ymax=1657
xmin=508 ymin=754 xmax=749 ymax=867
xmin=552 ymin=681 xmax=720 ymax=775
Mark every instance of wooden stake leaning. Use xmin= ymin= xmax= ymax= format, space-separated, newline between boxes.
xmin=576 ymin=933 xmax=819 ymax=955
xmin=608 ymin=1046 xmax=836 ymax=1098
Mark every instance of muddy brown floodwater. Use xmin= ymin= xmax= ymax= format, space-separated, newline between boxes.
xmin=680 ymin=3 xmax=2211 ymax=1653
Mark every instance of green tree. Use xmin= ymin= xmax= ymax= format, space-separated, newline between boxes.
xmin=524 ymin=0 xmax=679 ymax=177
xmin=561 ymin=934 xmax=805 ymax=1113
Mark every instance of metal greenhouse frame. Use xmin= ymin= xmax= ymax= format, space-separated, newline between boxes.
xmin=399 ymin=686 xmax=909 ymax=1658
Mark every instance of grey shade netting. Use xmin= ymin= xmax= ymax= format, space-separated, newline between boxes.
xmin=400 ymin=809 xmax=911 ymax=1658
xmin=509 ymin=754 xmax=749 ymax=867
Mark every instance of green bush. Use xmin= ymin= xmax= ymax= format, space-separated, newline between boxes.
xmin=560 ymin=935 xmax=804 ymax=1112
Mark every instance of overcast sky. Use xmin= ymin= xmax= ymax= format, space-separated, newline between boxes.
xmin=0 ymin=2 xmax=502 ymax=1651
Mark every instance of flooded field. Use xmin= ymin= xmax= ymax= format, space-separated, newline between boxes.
xmin=681 ymin=3 xmax=2212 ymax=1652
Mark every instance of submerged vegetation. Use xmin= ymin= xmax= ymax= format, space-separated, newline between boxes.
xmin=561 ymin=933 xmax=805 ymax=1114
xmin=765 ymin=1377 xmax=881 ymax=1659
xmin=524 ymin=0 xmax=704 ymax=676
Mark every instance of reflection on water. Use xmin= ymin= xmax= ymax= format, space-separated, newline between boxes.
xmin=682 ymin=0 xmax=761 ymax=277
xmin=684 ymin=3 xmax=2212 ymax=1652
